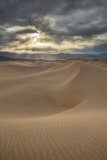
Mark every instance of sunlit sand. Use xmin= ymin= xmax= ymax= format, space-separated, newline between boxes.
xmin=0 ymin=58 xmax=107 ymax=160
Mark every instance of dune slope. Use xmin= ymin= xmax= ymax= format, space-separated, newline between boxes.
xmin=0 ymin=60 xmax=107 ymax=160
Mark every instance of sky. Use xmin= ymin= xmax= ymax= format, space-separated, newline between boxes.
xmin=0 ymin=0 xmax=107 ymax=54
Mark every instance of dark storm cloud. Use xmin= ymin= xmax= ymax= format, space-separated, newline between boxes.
xmin=0 ymin=0 xmax=106 ymax=24
xmin=15 ymin=28 xmax=37 ymax=34
xmin=34 ymin=18 xmax=107 ymax=43
xmin=0 ymin=0 xmax=107 ymax=53
xmin=27 ymin=16 xmax=52 ymax=34
xmin=88 ymin=43 xmax=107 ymax=53
xmin=0 ymin=26 xmax=6 ymax=32
xmin=0 ymin=28 xmax=33 ymax=47
xmin=25 ymin=5 xmax=107 ymax=43
xmin=16 ymin=47 xmax=58 ymax=52
xmin=74 ymin=43 xmax=107 ymax=54
xmin=0 ymin=0 xmax=60 ymax=25
xmin=60 ymin=0 xmax=107 ymax=14
xmin=0 ymin=34 xmax=19 ymax=46
xmin=67 ymin=23 xmax=107 ymax=37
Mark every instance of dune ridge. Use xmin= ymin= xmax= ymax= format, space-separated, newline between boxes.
xmin=0 ymin=60 xmax=107 ymax=160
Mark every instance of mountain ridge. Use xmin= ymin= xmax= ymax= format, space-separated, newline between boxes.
xmin=0 ymin=52 xmax=107 ymax=60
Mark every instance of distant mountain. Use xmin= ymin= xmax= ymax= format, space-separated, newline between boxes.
xmin=0 ymin=52 xmax=107 ymax=60
xmin=0 ymin=55 xmax=9 ymax=60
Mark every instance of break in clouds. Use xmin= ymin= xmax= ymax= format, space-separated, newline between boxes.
xmin=0 ymin=0 xmax=107 ymax=54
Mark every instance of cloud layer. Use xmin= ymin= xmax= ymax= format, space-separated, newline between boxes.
xmin=0 ymin=0 xmax=107 ymax=54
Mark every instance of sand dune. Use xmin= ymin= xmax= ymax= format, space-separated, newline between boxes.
xmin=0 ymin=59 xmax=107 ymax=160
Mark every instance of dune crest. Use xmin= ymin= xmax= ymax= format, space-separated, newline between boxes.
xmin=55 ymin=62 xmax=88 ymax=108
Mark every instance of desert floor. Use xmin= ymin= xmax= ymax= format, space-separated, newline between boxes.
xmin=0 ymin=59 xmax=107 ymax=160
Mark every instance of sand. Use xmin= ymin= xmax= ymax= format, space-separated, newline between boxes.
xmin=0 ymin=59 xmax=107 ymax=160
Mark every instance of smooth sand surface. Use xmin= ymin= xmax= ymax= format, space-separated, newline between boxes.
xmin=0 ymin=59 xmax=107 ymax=160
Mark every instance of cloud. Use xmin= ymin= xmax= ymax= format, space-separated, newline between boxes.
xmin=0 ymin=26 xmax=37 ymax=47
xmin=88 ymin=43 xmax=107 ymax=53
xmin=15 ymin=28 xmax=37 ymax=35
xmin=0 ymin=0 xmax=107 ymax=54
xmin=74 ymin=42 xmax=107 ymax=54
xmin=16 ymin=46 xmax=58 ymax=53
